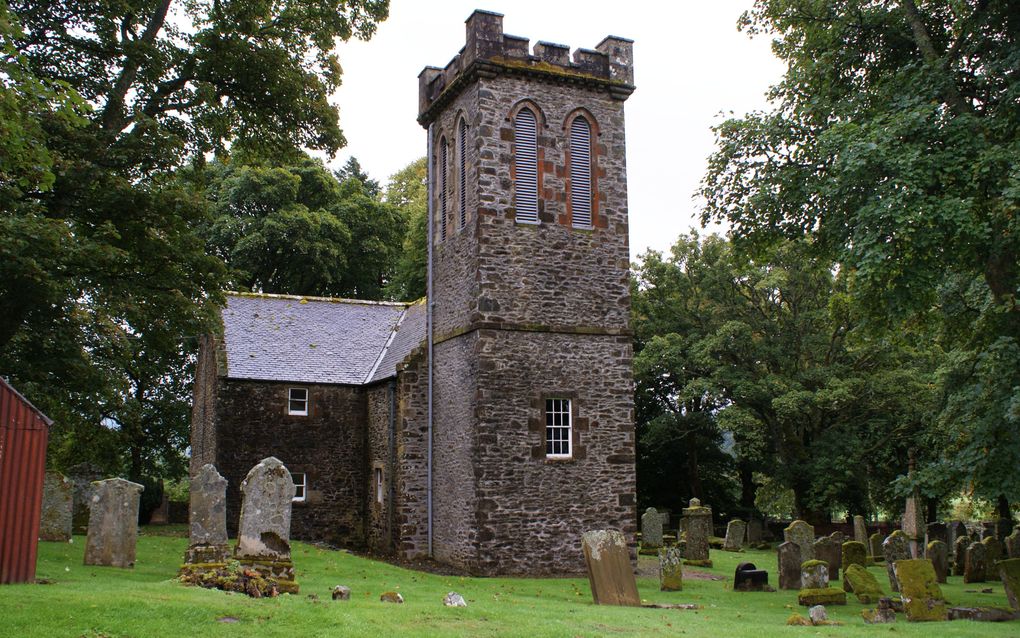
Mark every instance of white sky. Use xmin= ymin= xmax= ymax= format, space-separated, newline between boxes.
xmin=329 ymin=0 xmax=786 ymax=259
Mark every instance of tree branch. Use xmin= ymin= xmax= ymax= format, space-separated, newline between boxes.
xmin=899 ymin=0 xmax=971 ymax=116
xmin=101 ymin=0 xmax=173 ymax=133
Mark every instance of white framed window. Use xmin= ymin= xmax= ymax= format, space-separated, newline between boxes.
xmin=546 ymin=398 xmax=572 ymax=458
xmin=375 ymin=467 xmax=384 ymax=504
xmin=288 ymin=388 xmax=308 ymax=416
xmin=292 ymin=472 xmax=306 ymax=502
xmin=569 ymin=116 xmax=593 ymax=228
xmin=513 ymin=107 xmax=539 ymax=223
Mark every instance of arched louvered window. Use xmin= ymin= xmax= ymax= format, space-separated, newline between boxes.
xmin=513 ymin=107 xmax=539 ymax=223
xmin=458 ymin=118 xmax=467 ymax=229
xmin=439 ymin=137 xmax=448 ymax=240
xmin=569 ymin=116 xmax=593 ymax=228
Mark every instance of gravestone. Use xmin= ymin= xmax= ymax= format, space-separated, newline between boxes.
xmin=843 ymin=563 xmax=884 ymax=603
xmin=829 ymin=530 xmax=845 ymax=546
xmin=183 ymin=464 xmax=230 ymax=564
xmin=999 ymin=558 xmax=1020 ymax=611
xmin=659 ymin=546 xmax=683 ymax=591
xmin=814 ymin=536 xmax=841 ymax=581
xmin=882 ymin=530 xmax=910 ymax=592
xmin=853 ymin=515 xmax=868 ymax=544
xmin=983 ymin=536 xmax=1004 ymax=581
xmin=581 ymin=529 xmax=640 ymax=606
xmin=746 ymin=518 xmax=763 ymax=543
xmin=39 ymin=471 xmax=73 ymax=542
xmin=862 ymin=597 xmax=897 ymax=624
xmin=869 ymin=532 xmax=884 ymax=561
xmin=981 ymin=521 xmax=996 ymax=539
xmin=778 ymin=541 xmax=801 ymax=590
xmin=149 ymin=489 xmax=169 ymax=525
xmin=953 ymin=535 xmax=970 ymax=576
xmin=734 ymin=561 xmax=768 ymax=592
xmin=83 ymin=478 xmax=143 ymax=568
xmin=894 ymin=559 xmax=948 ymax=621
xmin=682 ymin=498 xmax=712 ymax=566
xmin=235 ymin=457 xmax=299 ymax=593
xmin=784 ymin=520 xmax=815 ymax=562
xmin=801 ymin=560 xmax=829 ymax=589
xmin=903 ymin=497 xmax=924 ymax=557
xmin=723 ymin=519 xmax=746 ymax=551
xmin=842 ymin=541 xmax=868 ymax=573
xmin=927 ymin=540 xmax=949 ymax=584
xmin=1006 ymin=529 xmax=1020 ymax=559
xmin=948 ymin=521 xmax=967 ymax=551
xmin=995 ymin=517 xmax=1014 ymax=540
xmin=67 ymin=463 xmax=103 ymax=534
xmin=963 ymin=541 xmax=986 ymax=583
xmin=926 ymin=522 xmax=948 ymax=547
xmin=641 ymin=507 xmax=663 ymax=549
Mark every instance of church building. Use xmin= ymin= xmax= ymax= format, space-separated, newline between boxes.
xmin=190 ymin=10 xmax=637 ymax=575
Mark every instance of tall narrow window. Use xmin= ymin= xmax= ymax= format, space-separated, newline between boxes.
xmin=439 ymin=137 xmax=448 ymax=240
xmin=569 ymin=116 xmax=592 ymax=228
xmin=546 ymin=398 xmax=572 ymax=458
xmin=458 ymin=118 xmax=468 ymax=229
xmin=513 ymin=107 xmax=539 ymax=223
xmin=375 ymin=467 xmax=384 ymax=504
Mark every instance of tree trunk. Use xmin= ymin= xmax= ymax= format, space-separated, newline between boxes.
xmin=687 ymin=446 xmax=704 ymax=501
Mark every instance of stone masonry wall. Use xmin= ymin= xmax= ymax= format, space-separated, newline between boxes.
xmin=215 ymin=379 xmax=367 ymax=547
xmin=394 ymin=348 xmax=430 ymax=559
xmin=365 ymin=382 xmax=393 ymax=554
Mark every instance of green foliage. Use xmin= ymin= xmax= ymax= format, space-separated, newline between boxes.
xmin=385 ymin=157 xmax=427 ymax=301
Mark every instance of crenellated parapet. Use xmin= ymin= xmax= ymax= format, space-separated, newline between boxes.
xmin=418 ymin=10 xmax=634 ymax=125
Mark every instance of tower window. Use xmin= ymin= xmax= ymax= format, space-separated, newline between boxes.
xmin=546 ymin=398 xmax=572 ymax=458
xmin=458 ymin=118 xmax=468 ymax=230
xmin=375 ymin=467 xmax=384 ymax=504
xmin=288 ymin=388 xmax=308 ymax=416
xmin=439 ymin=137 xmax=449 ymax=240
xmin=513 ymin=107 xmax=539 ymax=223
xmin=569 ymin=116 xmax=593 ymax=228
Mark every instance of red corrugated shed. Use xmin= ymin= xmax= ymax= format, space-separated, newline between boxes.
xmin=0 ymin=378 xmax=51 ymax=584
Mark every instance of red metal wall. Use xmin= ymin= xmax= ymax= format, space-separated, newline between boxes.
xmin=0 ymin=379 xmax=51 ymax=584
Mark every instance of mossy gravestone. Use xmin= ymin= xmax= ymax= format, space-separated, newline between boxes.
xmin=39 ymin=471 xmax=72 ymax=542
xmin=1006 ymin=529 xmax=1020 ymax=559
xmin=641 ymin=507 xmax=663 ymax=550
xmin=801 ymin=560 xmax=829 ymax=589
xmin=953 ymin=536 xmax=970 ymax=576
xmin=983 ymin=536 xmax=1004 ymax=581
xmin=843 ymin=563 xmax=884 ymax=603
xmin=882 ymin=530 xmax=910 ymax=592
xmin=894 ymin=559 xmax=948 ymax=622
xmin=927 ymin=540 xmax=948 ymax=583
xmin=842 ymin=541 xmax=867 ymax=573
xmin=235 ymin=457 xmax=299 ymax=594
xmin=964 ymin=541 xmax=986 ymax=583
xmin=999 ymin=558 xmax=1020 ymax=611
xmin=183 ymin=464 xmax=230 ymax=565
xmin=83 ymin=478 xmax=144 ymax=568
xmin=798 ymin=561 xmax=846 ymax=607
xmin=869 ymin=532 xmax=884 ymax=561
xmin=682 ymin=498 xmax=712 ymax=566
xmin=659 ymin=546 xmax=683 ymax=591
xmin=784 ymin=520 xmax=815 ymax=562
xmin=581 ymin=529 xmax=640 ymax=606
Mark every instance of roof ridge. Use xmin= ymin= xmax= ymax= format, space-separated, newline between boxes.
xmin=226 ymin=290 xmax=409 ymax=307
xmin=364 ymin=306 xmax=408 ymax=384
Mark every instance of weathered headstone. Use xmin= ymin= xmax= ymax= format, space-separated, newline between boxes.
xmin=67 ymin=462 xmax=103 ymax=534
xmin=659 ymin=546 xmax=683 ymax=591
xmin=953 ymin=535 xmax=970 ymax=576
xmin=869 ymin=532 xmax=884 ymax=561
xmin=842 ymin=541 xmax=867 ymax=573
xmin=829 ymin=530 xmax=845 ymax=546
xmin=843 ymin=563 xmax=884 ymax=603
xmin=882 ymin=530 xmax=910 ymax=592
xmin=641 ymin=507 xmax=663 ymax=549
xmin=183 ymin=464 xmax=230 ymax=564
xmin=814 ymin=536 xmax=841 ymax=581
xmin=723 ymin=519 xmax=746 ymax=551
xmin=581 ymin=529 xmax=640 ymax=606
xmin=927 ymin=540 xmax=949 ymax=584
xmin=784 ymin=520 xmax=815 ymax=562
xmin=999 ymin=558 xmax=1020 ymax=611
xmin=733 ymin=561 xmax=768 ymax=592
xmin=778 ymin=541 xmax=801 ymax=590
xmin=235 ymin=457 xmax=299 ymax=593
xmin=948 ymin=521 xmax=967 ymax=551
xmin=39 ymin=471 xmax=73 ymax=542
xmin=903 ymin=497 xmax=924 ymax=557
xmin=853 ymin=515 xmax=868 ymax=544
xmin=1006 ymin=529 xmax=1020 ymax=559
xmin=746 ymin=518 xmax=763 ymax=543
xmin=149 ymin=487 xmax=169 ymax=525
xmin=682 ymin=498 xmax=712 ymax=566
xmin=894 ymin=559 xmax=948 ymax=622
xmin=83 ymin=478 xmax=143 ymax=568
xmin=862 ymin=597 xmax=897 ymax=624
xmin=925 ymin=522 xmax=948 ymax=548
xmin=983 ymin=536 xmax=1004 ymax=581
xmin=801 ymin=560 xmax=829 ymax=589
xmin=964 ymin=541 xmax=986 ymax=583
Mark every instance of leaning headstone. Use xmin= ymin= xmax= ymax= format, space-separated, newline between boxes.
xmin=842 ymin=541 xmax=868 ymax=573
xmin=723 ymin=519 xmax=746 ymax=551
xmin=183 ymin=464 xmax=230 ymax=564
xmin=983 ymin=536 xmax=1004 ymax=581
xmin=581 ymin=529 xmax=640 ymax=606
xmin=784 ymin=520 xmax=815 ymax=562
xmin=894 ymin=559 xmax=948 ymax=621
xmin=926 ymin=522 xmax=948 ymax=547
xmin=853 ymin=515 xmax=868 ymax=544
xmin=39 ymin=471 xmax=73 ymax=542
xmin=843 ymin=563 xmax=884 ymax=603
xmin=733 ymin=561 xmax=769 ymax=591
xmin=801 ymin=560 xmax=829 ymax=589
xmin=869 ymin=532 xmax=884 ymax=561
xmin=927 ymin=540 xmax=949 ymax=584
xmin=641 ymin=508 xmax=663 ymax=550
xmin=814 ymin=536 xmax=841 ymax=581
xmin=1006 ymin=529 xmax=1020 ymax=559
xmin=1000 ymin=558 xmax=1020 ymax=611
xmin=882 ymin=530 xmax=910 ymax=592
xmin=682 ymin=498 xmax=712 ymax=566
xmin=953 ymin=535 xmax=970 ymax=576
xmin=235 ymin=457 xmax=299 ymax=593
xmin=746 ymin=518 xmax=763 ymax=543
xmin=659 ymin=546 xmax=683 ymax=591
xmin=778 ymin=541 xmax=802 ymax=590
xmin=83 ymin=478 xmax=143 ymax=568
xmin=964 ymin=541 xmax=986 ymax=583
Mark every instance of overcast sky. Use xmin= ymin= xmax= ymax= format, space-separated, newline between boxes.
xmin=329 ymin=0 xmax=786 ymax=259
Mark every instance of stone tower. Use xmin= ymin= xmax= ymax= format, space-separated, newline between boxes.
xmin=418 ymin=10 xmax=636 ymax=575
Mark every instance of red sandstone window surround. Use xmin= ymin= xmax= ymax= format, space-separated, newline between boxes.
xmin=458 ymin=117 xmax=468 ymax=230
xmin=512 ymin=106 xmax=540 ymax=223
xmin=567 ymin=115 xmax=594 ymax=228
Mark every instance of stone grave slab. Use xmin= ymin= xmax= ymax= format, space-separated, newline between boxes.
xmin=927 ymin=540 xmax=948 ymax=583
xmin=723 ymin=519 xmax=746 ymax=552
xmin=894 ymin=559 xmax=947 ymax=621
xmin=842 ymin=541 xmax=867 ymax=573
xmin=964 ymin=541 xmax=986 ymax=583
xmin=234 ymin=457 xmax=299 ymax=593
xmin=83 ymin=478 xmax=143 ymax=568
xmin=39 ymin=471 xmax=72 ymax=542
xmin=882 ymin=530 xmax=910 ymax=592
xmin=778 ymin=541 xmax=801 ymax=590
xmin=784 ymin=520 xmax=815 ymax=562
xmin=659 ymin=546 xmax=683 ymax=592
xmin=581 ymin=529 xmax=640 ymax=606
xmin=843 ymin=563 xmax=884 ymax=603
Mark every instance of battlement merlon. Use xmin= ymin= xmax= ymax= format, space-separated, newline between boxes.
xmin=418 ymin=9 xmax=634 ymax=126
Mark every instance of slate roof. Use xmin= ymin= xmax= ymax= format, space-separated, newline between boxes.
xmin=221 ymin=293 xmax=423 ymax=385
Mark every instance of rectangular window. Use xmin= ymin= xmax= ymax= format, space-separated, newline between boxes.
xmin=288 ymin=388 xmax=308 ymax=416
xmin=375 ymin=467 xmax=384 ymax=504
xmin=292 ymin=472 xmax=306 ymax=502
xmin=546 ymin=398 xmax=572 ymax=458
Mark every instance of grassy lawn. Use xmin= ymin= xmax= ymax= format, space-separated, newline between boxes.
xmin=1 ymin=528 xmax=1015 ymax=637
